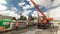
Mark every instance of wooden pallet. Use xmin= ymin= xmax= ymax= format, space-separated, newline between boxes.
xmin=0 ymin=26 xmax=5 ymax=31
xmin=0 ymin=26 xmax=12 ymax=32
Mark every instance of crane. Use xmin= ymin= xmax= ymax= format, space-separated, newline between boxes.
xmin=30 ymin=0 xmax=53 ymax=29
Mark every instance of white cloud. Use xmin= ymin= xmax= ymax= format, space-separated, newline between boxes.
xmin=27 ymin=0 xmax=60 ymax=10
xmin=31 ymin=11 xmax=47 ymax=17
xmin=0 ymin=0 xmax=7 ymax=4
xmin=32 ymin=11 xmax=38 ymax=17
xmin=47 ymin=0 xmax=60 ymax=9
xmin=0 ymin=2 xmax=19 ymax=19
xmin=32 ymin=0 xmax=52 ymax=7
xmin=0 ymin=10 xmax=11 ymax=16
xmin=11 ymin=7 xmax=18 ymax=11
xmin=8 ymin=11 xmax=20 ymax=19
xmin=47 ymin=6 xmax=60 ymax=20
xmin=22 ymin=0 xmax=34 ymax=9
xmin=0 ymin=0 xmax=19 ymax=19
xmin=27 ymin=0 xmax=30 ymax=1
xmin=22 ymin=10 xmax=32 ymax=16
xmin=0 ymin=10 xmax=20 ymax=19
xmin=27 ymin=0 xmax=34 ymax=8
xmin=23 ymin=4 xmax=33 ymax=9
xmin=23 ymin=5 xmax=30 ymax=9
xmin=51 ymin=0 xmax=60 ymax=6
xmin=0 ymin=4 xmax=7 ymax=11
xmin=18 ymin=2 xmax=25 ymax=6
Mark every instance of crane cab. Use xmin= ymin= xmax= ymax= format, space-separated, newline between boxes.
xmin=37 ymin=16 xmax=53 ymax=29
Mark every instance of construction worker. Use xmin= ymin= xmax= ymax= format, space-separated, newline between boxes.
xmin=26 ymin=21 xmax=29 ymax=26
xmin=15 ymin=20 xmax=19 ymax=31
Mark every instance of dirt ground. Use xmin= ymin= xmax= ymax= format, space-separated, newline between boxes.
xmin=1 ymin=25 xmax=58 ymax=34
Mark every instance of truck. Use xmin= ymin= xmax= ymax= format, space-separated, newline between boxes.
xmin=31 ymin=0 xmax=53 ymax=29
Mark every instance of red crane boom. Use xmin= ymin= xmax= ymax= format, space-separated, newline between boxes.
xmin=30 ymin=0 xmax=53 ymax=21
xmin=30 ymin=0 xmax=47 ymax=18
xmin=30 ymin=0 xmax=53 ymax=29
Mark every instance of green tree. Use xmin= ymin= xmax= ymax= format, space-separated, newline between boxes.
xmin=29 ymin=15 xmax=35 ymax=20
xmin=18 ymin=16 xmax=26 ymax=20
xmin=12 ymin=17 xmax=16 ymax=20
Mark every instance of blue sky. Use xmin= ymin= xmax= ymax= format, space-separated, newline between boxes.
xmin=5 ymin=0 xmax=48 ymax=14
xmin=1 ymin=0 xmax=60 ymax=19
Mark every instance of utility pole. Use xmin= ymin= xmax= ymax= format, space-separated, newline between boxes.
xmin=47 ymin=11 xmax=49 ymax=18
xmin=20 ymin=12 xmax=22 ymax=18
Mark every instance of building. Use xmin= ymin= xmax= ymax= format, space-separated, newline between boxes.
xmin=0 ymin=14 xmax=12 ymax=20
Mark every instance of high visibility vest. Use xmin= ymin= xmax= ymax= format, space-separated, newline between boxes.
xmin=26 ymin=22 xmax=28 ymax=26
xmin=16 ymin=21 xmax=19 ymax=26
